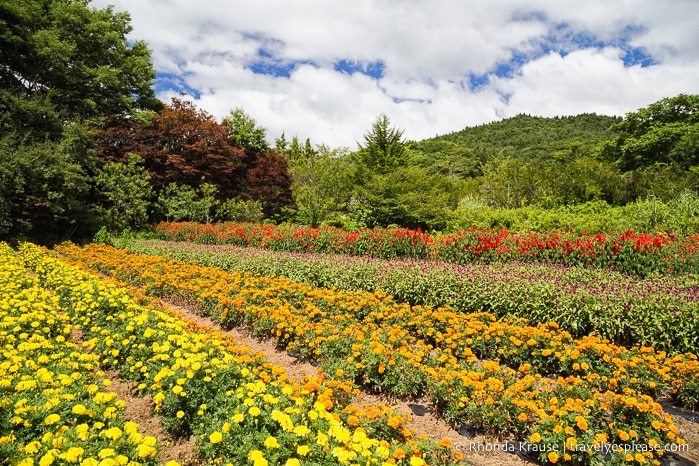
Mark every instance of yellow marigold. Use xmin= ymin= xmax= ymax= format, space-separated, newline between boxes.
xmin=209 ymin=431 xmax=223 ymax=444
xmin=62 ymin=446 xmax=84 ymax=463
xmin=137 ymin=444 xmax=156 ymax=458
xmin=24 ymin=441 xmax=41 ymax=455
xmin=44 ymin=414 xmax=60 ymax=425
xmin=439 ymin=438 xmax=452 ymax=448
xmin=548 ymin=451 xmax=559 ymax=463
xmin=103 ymin=427 xmax=122 ymax=440
xmin=98 ymin=448 xmax=115 ymax=459
xmin=285 ymin=460 xmax=300 ymax=466
xmin=71 ymin=404 xmax=87 ymax=415
xmin=39 ymin=453 xmax=54 ymax=466
xmin=297 ymin=445 xmax=310 ymax=456
xmin=248 ymin=450 xmax=267 ymax=466
xmin=618 ymin=430 xmax=630 ymax=442
xmin=530 ymin=432 xmax=542 ymax=443
xmin=249 ymin=406 xmax=261 ymax=417
xmin=264 ymin=436 xmax=280 ymax=449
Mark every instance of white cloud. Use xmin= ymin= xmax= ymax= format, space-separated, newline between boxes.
xmin=93 ymin=0 xmax=699 ymax=148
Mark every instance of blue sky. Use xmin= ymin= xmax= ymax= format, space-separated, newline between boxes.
xmin=94 ymin=0 xmax=699 ymax=148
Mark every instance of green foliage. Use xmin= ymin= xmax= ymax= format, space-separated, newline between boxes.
xmin=285 ymin=140 xmax=354 ymax=227
xmin=354 ymin=166 xmax=460 ymax=230
xmin=95 ymin=154 xmax=153 ymax=233
xmin=92 ymin=226 xmax=113 ymax=245
xmin=0 ymin=0 xmax=158 ymax=124
xmin=450 ymin=190 xmax=699 ymax=235
xmin=597 ymin=94 xmax=699 ymax=171
xmin=0 ymin=134 xmax=97 ymax=243
xmin=157 ymin=181 xmax=220 ymax=224
xmin=158 ymin=183 xmax=197 ymax=222
xmin=217 ymin=197 xmax=264 ymax=223
xmin=226 ymin=107 xmax=269 ymax=151
xmin=193 ymin=183 xmax=219 ymax=224
xmin=412 ymin=113 xmax=620 ymax=170
xmin=354 ymin=113 xmax=407 ymax=176
xmin=0 ymin=0 xmax=157 ymax=242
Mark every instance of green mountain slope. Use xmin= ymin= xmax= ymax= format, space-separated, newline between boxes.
xmin=409 ymin=113 xmax=621 ymax=178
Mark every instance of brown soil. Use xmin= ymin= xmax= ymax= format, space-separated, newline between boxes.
xmin=102 ymin=371 xmax=202 ymax=466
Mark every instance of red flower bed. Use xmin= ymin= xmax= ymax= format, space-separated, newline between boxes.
xmin=153 ymin=222 xmax=699 ymax=276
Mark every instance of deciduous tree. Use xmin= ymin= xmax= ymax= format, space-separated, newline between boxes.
xmin=598 ymin=94 xmax=699 ymax=171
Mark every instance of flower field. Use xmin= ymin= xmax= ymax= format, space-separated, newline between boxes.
xmin=153 ymin=222 xmax=699 ymax=277
xmin=51 ymin=242 xmax=699 ymax=465
xmin=124 ymin=240 xmax=699 ymax=354
xmin=3 ymin=242 xmax=455 ymax=465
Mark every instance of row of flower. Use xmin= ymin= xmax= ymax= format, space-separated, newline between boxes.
xmin=152 ymin=222 xmax=699 ymax=276
xmin=17 ymin=242 xmax=455 ymax=466
xmin=127 ymin=240 xmax=699 ymax=354
xmin=56 ymin=243 xmax=698 ymax=465
xmin=0 ymin=243 xmax=162 ymax=465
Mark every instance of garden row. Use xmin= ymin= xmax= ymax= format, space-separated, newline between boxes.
xmin=12 ymin=243 xmax=454 ymax=465
xmin=126 ymin=240 xmax=699 ymax=354
xmin=57 ymin=243 xmax=699 ymax=465
xmin=153 ymin=222 xmax=699 ymax=276
xmin=0 ymin=243 xmax=163 ymax=466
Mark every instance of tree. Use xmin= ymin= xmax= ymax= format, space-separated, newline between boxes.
xmin=597 ymin=94 xmax=699 ymax=171
xmin=226 ymin=107 xmax=270 ymax=152
xmin=95 ymin=154 xmax=153 ymax=233
xmin=96 ymin=99 xmax=245 ymax=199
xmin=0 ymin=0 xmax=159 ymax=242
xmin=354 ymin=114 xmax=407 ymax=176
xmin=158 ymin=183 xmax=198 ymax=222
xmin=0 ymin=135 xmax=96 ymax=242
xmin=284 ymin=139 xmax=353 ymax=226
xmin=242 ymin=151 xmax=296 ymax=219
xmin=0 ymin=0 xmax=158 ymax=129
xmin=354 ymin=166 xmax=460 ymax=230
xmin=217 ymin=197 xmax=264 ymax=223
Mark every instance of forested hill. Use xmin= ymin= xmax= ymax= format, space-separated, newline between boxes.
xmin=409 ymin=113 xmax=621 ymax=177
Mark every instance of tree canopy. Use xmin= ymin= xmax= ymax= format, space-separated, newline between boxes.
xmin=0 ymin=0 xmax=158 ymax=133
xmin=354 ymin=114 xmax=407 ymax=176
xmin=597 ymin=94 xmax=699 ymax=171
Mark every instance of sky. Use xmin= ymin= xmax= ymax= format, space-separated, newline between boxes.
xmin=93 ymin=0 xmax=699 ymax=149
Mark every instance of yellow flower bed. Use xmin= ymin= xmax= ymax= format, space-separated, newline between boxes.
xmin=52 ymin=242 xmax=698 ymax=466
xmin=0 ymin=243 xmax=158 ymax=465
xmin=18 ymin=243 xmax=453 ymax=465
